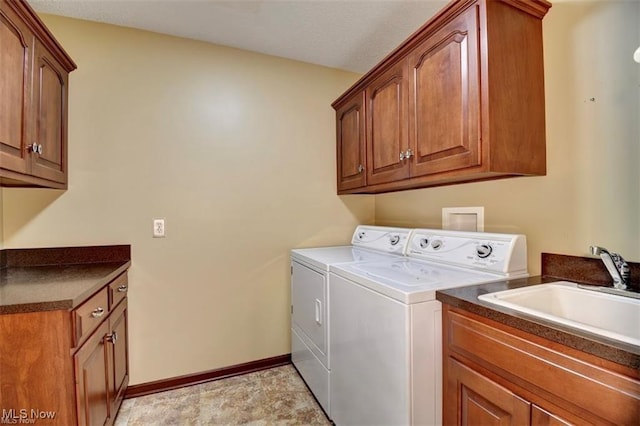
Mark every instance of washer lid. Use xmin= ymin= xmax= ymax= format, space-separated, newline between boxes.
xmin=331 ymin=258 xmax=515 ymax=304
xmin=291 ymin=246 xmax=400 ymax=271
xmin=291 ymin=226 xmax=412 ymax=271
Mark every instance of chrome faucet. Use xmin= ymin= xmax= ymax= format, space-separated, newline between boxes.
xmin=590 ymin=246 xmax=630 ymax=290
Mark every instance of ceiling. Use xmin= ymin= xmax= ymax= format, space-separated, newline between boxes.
xmin=27 ymin=0 xmax=449 ymax=73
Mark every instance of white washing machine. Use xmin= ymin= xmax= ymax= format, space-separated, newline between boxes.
xmin=290 ymin=226 xmax=411 ymax=415
xmin=329 ymin=228 xmax=528 ymax=426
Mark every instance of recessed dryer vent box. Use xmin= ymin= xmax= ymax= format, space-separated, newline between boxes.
xmin=442 ymin=207 xmax=484 ymax=232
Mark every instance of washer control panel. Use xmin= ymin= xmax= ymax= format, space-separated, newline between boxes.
xmin=406 ymin=229 xmax=527 ymax=275
xmin=351 ymin=226 xmax=411 ymax=254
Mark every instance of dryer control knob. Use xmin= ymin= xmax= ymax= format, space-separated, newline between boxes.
xmin=419 ymin=238 xmax=429 ymax=249
xmin=476 ymin=244 xmax=493 ymax=258
xmin=389 ymin=235 xmax=400 ymax=246
xmin=431 ymin=240 xmax=443 ymax=250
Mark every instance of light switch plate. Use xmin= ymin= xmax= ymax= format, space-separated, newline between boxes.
xmin=442 ymin=207 xmax=484 ymax=232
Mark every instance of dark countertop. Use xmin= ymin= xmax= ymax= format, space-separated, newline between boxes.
xmin=0 ymin=245 xmax=131 ymax=315
xmin=436 ymin=275 xmax=640 ymax=370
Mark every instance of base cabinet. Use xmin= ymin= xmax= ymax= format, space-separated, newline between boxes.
xmin=447 ymin=357 xmax=530 ymax=426
xmin=442 ymin=305 xmax=640 ymax=426
xmin=109 ymin=300 xmax=129 ymax=416
xmin=0 ymin=272 xmax=130 ymax=425
xmin=75 ymin=321 xmax=111 ymax=426
xmin=75 ymin=299 xmax=129 ymax=426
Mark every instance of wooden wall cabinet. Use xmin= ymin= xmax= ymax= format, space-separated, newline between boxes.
xmin=0 ymin=0 xmax=76 ymax=189
xmin=336 ymin=91 xmax=367 ymax=191
xmin=366 ymin=60 xmax=409 ymax=186
xmin=0 ymin=273 xmax=130 ymax=426
xmin=333 ymin=0 xmax=551 ymax=194
xmin=442 ymin=305 xmax=640 ymax=426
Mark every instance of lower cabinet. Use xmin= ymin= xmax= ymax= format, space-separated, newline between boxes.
xmin=75 ymin=299 xmax=129 ymax=426
xmin=447 ymin=357 xmax=530 ymax=426
xmin=109 ymin=300 xmax=129 ymax=415
xmin=442 ymin=305 xmax=640 ymax=426
xmin=0 ymin=272 xmax=129 ymax=425
xmin=75 ymin=320 xmax=111 ymax=426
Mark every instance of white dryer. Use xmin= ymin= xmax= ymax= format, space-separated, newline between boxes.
xmin=329 ymin=228 xmax=528 ymax=426
xmin=290 ymin=226 xmax=411 ymax=415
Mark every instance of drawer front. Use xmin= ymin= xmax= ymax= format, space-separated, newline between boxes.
xmin=445 ymin=308 xmax=640 ymax=425
xmin=73 ymin=288 xmax=109 ymax=347
xmin=109 ymin=273 xmax=128 ymax=309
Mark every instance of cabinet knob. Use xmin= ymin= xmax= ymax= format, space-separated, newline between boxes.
xmin=91 ymin=307 xmax=105 ymax=318
xmin=358 ymin=164 xmax=364 ymax=173
xmin=106 ymin=331 xmax=118 ymax=344
xmin=400 ymin=149 xmax=413 ymax=161
xmin=117 ymin=284 xmax=128 ymax=293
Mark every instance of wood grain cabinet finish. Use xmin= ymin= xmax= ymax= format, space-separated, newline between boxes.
xmin=333 ymin=0 xmax=551 ymax=194
xmin=0 ymin=0 xmax=76 ymax=189
xmin=442 ymin=305 xmax=640 ymax=426
xmin=408 ymin=5 xmax=481 ymax=179
xmin=0 ymin=272 xmax=130 ymax=426
xmin=335 ymin=91 xmax=366 ymax=191
xmin=365 ymin=60 xmax=409 ymax=186
xmin=447 ymin=357 xmax=530 ymax=426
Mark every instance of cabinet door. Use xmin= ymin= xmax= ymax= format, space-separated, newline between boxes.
xmin=366 ymin=61 xmax=409 ymax=185
xmin=531 ymin=405 xmax=573 ymax=426
xmin=30 ymin=39 xmax=68 ymax=184
xmin=336 ymin=91 xmax=366 ymax=191
xmin=0 ymin=3 xmax=32 ymax=175
xmin=108 ymin=300 xmax=129 ymax=417
xmin=75 ymin=321 xmax=110 ymax=426
xmin=408 ymin=5 xmax=481 ymax=177
xmin=445 ymin=357 xmax=530 ymax=426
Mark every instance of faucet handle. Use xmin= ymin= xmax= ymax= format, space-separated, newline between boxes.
xmin=590 ymin=245 xmax=629 ymax=289
xmin=610 ymin=252 xmax=630 ymax=283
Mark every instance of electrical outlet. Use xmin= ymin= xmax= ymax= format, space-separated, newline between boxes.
xmin=153 ymin=219 xmax=165 ymax=238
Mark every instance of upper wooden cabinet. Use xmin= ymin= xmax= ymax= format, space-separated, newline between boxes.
xmin=408 ymin=6 xmax=481 ymax=179
xmin=336 ymin=91 xmax=366 ymax=191
xmin=366 ymin=60 xmax=409 ymax=186
xmin=332 ymin=0 xmax=551 ymax=194
xmin=0 ymin=0 xmax=76 ymax=189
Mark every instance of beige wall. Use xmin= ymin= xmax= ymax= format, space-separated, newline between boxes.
xmin=1 ymin=16 xmax=372 ymax=384
xmin=3 ymin=1 xmax=638 ymax=386
xmin=375 ymin=0 xmax=640 ymax=273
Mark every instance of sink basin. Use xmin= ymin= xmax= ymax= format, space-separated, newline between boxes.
xmin=478 ymin=281 xmax=640 ymax=346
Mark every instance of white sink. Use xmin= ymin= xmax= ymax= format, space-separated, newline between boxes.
xmin=478 ymin=281 xmax=640 ymax=346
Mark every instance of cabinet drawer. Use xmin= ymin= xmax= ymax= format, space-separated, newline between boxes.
xmin=73 ymin=288 xmax=109 ymax=347
xmin=109 ymin=273 xmax=128 ymax=309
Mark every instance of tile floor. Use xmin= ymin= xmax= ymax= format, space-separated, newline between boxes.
xmin=114 ymin=365 xmax=331 ymax=425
